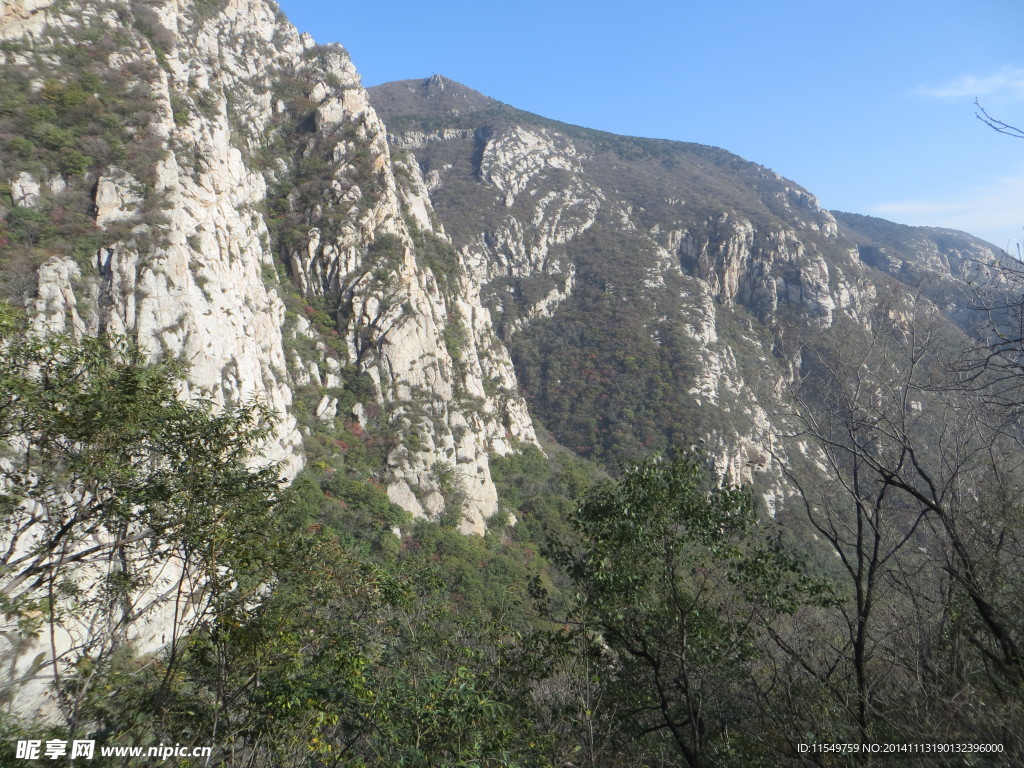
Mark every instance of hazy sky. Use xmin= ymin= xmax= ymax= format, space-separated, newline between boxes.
xmin=276 ymin=0 xmax=1024 ymax=250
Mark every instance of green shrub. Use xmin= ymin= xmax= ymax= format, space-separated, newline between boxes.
xmin=368 ymin=232 xmax=404 ymax=267
xmin=7 ymin=137 xmax=33 ymax=159
xmin=5 ymin=207 xmax=49 ymax=244
xmin=59 ymin=149 xmax=91 ymax=176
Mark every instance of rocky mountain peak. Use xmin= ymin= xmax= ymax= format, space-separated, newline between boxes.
xmin=369 ymin=74 xmax=502 ymax=119
xmin=0 ymin=0 xmax=538 ymax=535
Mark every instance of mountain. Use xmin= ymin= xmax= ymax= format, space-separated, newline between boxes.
xmin=0 ymin=1 xmax=540 ymax=539
xmin=368 ymin=75 xmax=1003 ymax=502
xmin=0 ymin=0 xmax=1014 ymax=735
xmin=6 ymin=1 xmax=1024 ymax=762
xmin=0 ymin=0 xmax=541 ymax=714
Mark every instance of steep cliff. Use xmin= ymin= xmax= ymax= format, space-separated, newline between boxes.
xmin=0 ymin=2 xmax=548 ymax=714
xmin=0 ymin=0 xmax=537 ymax=537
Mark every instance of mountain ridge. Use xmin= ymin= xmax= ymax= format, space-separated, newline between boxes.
xmin=366 ymin=74 xmax=1004 ymax=493
xmin=0 ymin=0 xmax=542 ymax=715
xmin=374 ymin=75 xmax=1002 ymax=253
xmin=3 ymin=4 xmax=1024 ymax=761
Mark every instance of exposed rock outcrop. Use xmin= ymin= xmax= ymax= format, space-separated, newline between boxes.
xmin=0 ymin=0 xmax=540 ymax=716
xmin=2 ymin=0 xmax=536 ymax=531
xmin=368 ymin=76 xmax=1004 ymax=511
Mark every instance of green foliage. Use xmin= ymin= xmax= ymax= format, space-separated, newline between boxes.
xmin=431 ymin=461 xmax=469 ymax=527
xmin=74 ymin=536 xmax=390 ymax=764
xmin=59 ymin=149 xmax=91 ymax=176
xmin=323 ymin=473 xmax=410 ymax=529
xmin=4 ymin=206 xmax=49 ymax=243
xmin=191 ymin=0 xmax=228 ymax=22
xmin=409 ymin=218 xmax=462 ymax=287
xmin=70 ymin=497 xmax=549 ymax=766
xmin=540 ymin=454 xmax=826 ymax=765
xmin=0 ymin=712 xmax=64 ymax=765
xmin=0 ymin=305 xmax=283 ymax=721
xmin=368 ymin=231 xmax=402 ymax=256
xmin=368 ymin=232 xmax=405 ymax=275
xmin=506 ymin=227 xmax=710 ymax=464
xmin=490 ymin=442 xmax=602 ymax=546
xmin=170 ymin=93 xmax=190 ymax=126
xmin=7 ymin=135 xmax=34 ymax=159
xmin=0 ymin=34 xmax=175 ymax=301
xmin=443 ymin=316 xmax=468 ymax=363
xmin=1 ymin=63 xmax=157 ymax=181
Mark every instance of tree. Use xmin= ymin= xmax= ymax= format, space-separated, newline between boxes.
xmin=540 ymin=454 xmax=824 ymax=767
xmin=772 ymin=294 xmax=1024 ymax=757
xmin=0 ymin=304 xmax=283 ymax=730
xmin=769 ymin=301 xmax=940 ymax=746
xmin=72 ymin=513 xmax=549 ymax=767
xmin=0 ymin=302 xmax=548 ymax=763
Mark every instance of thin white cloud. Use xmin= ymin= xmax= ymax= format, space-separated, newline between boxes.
xmin=919 ymin=67 xmax=1024 ymax=100
xmin=868 ymin=173 xmax=1024 ymax=250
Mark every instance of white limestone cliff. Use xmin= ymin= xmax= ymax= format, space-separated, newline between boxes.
xmin=0 ymin=0 xmax=540 ymax=716
xmin=6 ymin=0 xmax=536 ymax=533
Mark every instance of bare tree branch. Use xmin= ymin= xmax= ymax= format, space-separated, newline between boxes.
xmin=976 ymin=99 xmax=1024 ymax=139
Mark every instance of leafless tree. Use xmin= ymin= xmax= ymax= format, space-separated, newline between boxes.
xmin=767 ymin=292 xmax=1024 ymax=756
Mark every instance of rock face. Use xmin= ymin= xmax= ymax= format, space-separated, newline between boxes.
xmin=0 ymin=0 xmax=539 ymax=715
xmin=0 ymin=0 xmax=536 ymax=532
xmin=0 ymin=0 xmax=51 ymax=40
xmin=368 ymin=77 xmax=1003 ymax=508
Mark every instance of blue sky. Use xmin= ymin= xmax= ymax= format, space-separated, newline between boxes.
xmin=276 ymin=0 xmax=1024 ymax=250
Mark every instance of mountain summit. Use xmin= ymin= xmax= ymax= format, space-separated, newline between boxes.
xmin=368 ymin=74 xmax=502 ymax=118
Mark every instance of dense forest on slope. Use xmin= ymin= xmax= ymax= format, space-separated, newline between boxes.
xmin=7 ymin=297 xmax=1024 ymax=766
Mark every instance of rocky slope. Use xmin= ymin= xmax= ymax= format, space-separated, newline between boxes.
xmin=369 ymin=76 xmax=1003 ymax=508
xmin=0 ymin=0 xmax=538 ymax=537
xmin=0 ymin=5 xmax=999 ymax=542
xmin=0 ymin=0 xmax=1008 ymax=717
xmin=0 ymin=0 xmax=539 ymax=714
